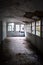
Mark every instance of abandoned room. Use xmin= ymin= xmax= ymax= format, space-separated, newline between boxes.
xmin=0 ymin=0 xmax=43 ymax=65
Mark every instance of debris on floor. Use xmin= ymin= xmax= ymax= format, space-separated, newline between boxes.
xmin=0 ymin=37 xmax=43 ymax=65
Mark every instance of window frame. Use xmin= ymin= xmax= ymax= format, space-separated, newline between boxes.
xmin=32 ymin=22 xmax=35 ymax=34
xmin=16 ymin=24 xmax=20 ymax=31
xmin=7 ymin=23 xmax=14 ymax=31
xmin=26 ymin=23 xmax=31 ymax=33
xmin=36 ymin=20 xmax=41 ymax=36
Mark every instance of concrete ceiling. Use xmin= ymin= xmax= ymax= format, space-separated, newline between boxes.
xmin=0 ymin=0 xmax=43 ymax=23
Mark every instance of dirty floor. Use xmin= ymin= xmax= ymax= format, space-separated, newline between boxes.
xmin=0 ymin=37 xmax=43 ymax=65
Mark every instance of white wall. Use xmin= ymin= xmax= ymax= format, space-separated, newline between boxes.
xmin=24 ymin=24 xmax=27 ymax=37
xmin=3 ymin=22 xmax=6 ymax=40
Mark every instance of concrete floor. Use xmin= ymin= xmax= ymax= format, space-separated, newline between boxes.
xmin=0 ymin=37 xmax=43 ymax=65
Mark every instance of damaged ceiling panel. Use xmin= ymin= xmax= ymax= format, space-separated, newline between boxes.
xmin=24 ymin=11 xmax=43 ymax=20
xmin=0 ymin=0 xmax=43 ymax=23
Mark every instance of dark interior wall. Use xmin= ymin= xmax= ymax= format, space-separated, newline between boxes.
xmin=0 ymin=21 xmax=2 ymax=44
xmin=26 ymin=19 xmax=43 ymax=54
xmin=42 ymin=18 xmax=43 ymax=38
xmin=40 ymin=18 xmax=43 ymax=53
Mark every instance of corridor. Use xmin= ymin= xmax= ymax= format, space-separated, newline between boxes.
xmin=0 ymin=0 xmax=43 ymax=65
xmin=1 ymin=37 xmax=42 ymax=65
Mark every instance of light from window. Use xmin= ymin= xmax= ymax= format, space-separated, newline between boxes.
xmin=16 ymin=25 xmax=20 ymax=31
xmin=26 ymin=24 xmax=31 ymax=33
xmin=32 ymin=22 xmax=35 ymax=34
xmin=36 ymin=21 xmax=40 ymax=36
xmin=8 ymin=23 xmax=14 ymax=31
xmin=21 ymin=25 xmax=24 ymax=31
